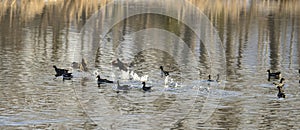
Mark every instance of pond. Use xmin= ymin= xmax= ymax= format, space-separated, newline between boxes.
xmin=0 ymin=0 xmax=300 ymax=129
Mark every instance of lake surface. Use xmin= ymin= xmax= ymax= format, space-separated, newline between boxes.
xmin=0 ymin=0 xmax=300 ymax=129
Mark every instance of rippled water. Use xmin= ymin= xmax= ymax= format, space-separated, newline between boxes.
xmin=0 ymin=0 xmax=300 ymax=129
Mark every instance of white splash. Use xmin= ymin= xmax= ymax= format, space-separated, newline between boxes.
xmin=164 ymin=76 xmax=178 ymax=88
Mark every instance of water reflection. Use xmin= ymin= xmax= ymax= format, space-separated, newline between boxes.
xmin=0 ymin=0 xmax=300 ymax=129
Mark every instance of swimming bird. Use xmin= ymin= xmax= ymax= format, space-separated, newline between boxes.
xmin=267 ymin=69 xmax=281 ymax=80
xmin=112 ymin=59 xmax=132 ymax=72
xmin=142 ymin=82 xmax=151 ymax=92
xmin=160 ymin=66 xmax=169 ymax=77
xmin=62 ymin=72 xmax=73 ymax=81
xmin=277 ymin=85 xmax=286 ymax=98
xmin=53 ymin=65 xmax=69 ymax=77
xmin=272 ymin=78 xmax=285 ymax=98
xmin=116 ymin=80 xmax=130 ymax=91
xmin=97 ymin=75 xmax=113 ymax=86
xmin=72 ymin=58 xmax=88 ymax=72
xmin=207 ymin=74 xmax=220 ymax=82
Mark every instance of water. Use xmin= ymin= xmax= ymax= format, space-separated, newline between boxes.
xmin=0 ymin=0 xmax=300 ymax=129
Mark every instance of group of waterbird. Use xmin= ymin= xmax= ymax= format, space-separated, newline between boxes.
xmin=96 ymin=65 xmax=178 ymax=92
xmin=267 ymin=69 xmax=286 ymax=98
xmin=267 ymin=69 xmax=300 ymax=98
xmin=53 ymin=59 xmax=88 ymax=81
xmin=53 ymin=58 xmax=222 ymax=94
xmin=53 ymin=65 xmax=73 ymax=81
xmin=53 ymin=59 xmax=219 ymax=92
xmin=53 ymin=58 xmax=158 ymax=92
xmin=53 ymin=56 xmax=224 ymax=92
xmin=53 ymin=58 xmax=299 ymax=98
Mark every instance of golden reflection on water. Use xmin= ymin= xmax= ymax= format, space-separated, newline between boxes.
xmin=0 ymin=0 xmax=110 ymax=24
xmin=1 ymin=0 xmax=299 ymax=25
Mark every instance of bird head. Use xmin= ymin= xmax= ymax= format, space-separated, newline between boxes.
xmin=160 ymin=66 xmax=163 ymax=70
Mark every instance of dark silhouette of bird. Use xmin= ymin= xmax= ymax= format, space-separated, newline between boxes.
xmin=53 ymin=65 xmax=69 ymax=77
xmin=142 ymin=82 xmax=151 ymax=92
xmin=97 ymin=75 xmax=113 ymax=87
xmin=277 ymin=86 xmax=286 ymax=98
xmin=267 ymin=69 xmax=281 ymax=80
xmin=160 ymin=66 xmax=169 ymax=77
xmin=207 ymin=74 xmax=220 ymax=82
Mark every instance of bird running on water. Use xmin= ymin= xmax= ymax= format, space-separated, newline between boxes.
xmin=160 ymin=66 xmax=169 ymax=77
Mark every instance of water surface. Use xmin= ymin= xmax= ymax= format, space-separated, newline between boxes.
xmin=0 ymin=0 xmax=300 ymax=129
